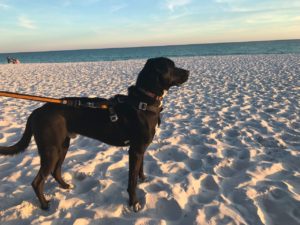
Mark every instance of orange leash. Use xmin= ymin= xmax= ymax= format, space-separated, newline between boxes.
xmin=0 ymin=91 xmax=65 ymax=104
xmin=0 ymin=91 xmax=109 ymax=109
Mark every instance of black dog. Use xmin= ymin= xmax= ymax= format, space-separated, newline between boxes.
xmin=0 ymin=57 xmax=189 ymax=211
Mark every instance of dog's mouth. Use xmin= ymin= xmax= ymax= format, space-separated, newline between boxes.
xmin=175 ymin=73 xmax=189 ymax=86
xmin=173 ymin=80 xmax=186 ymax=87
xmin=175 ymin=82 xmax=183 ymax=87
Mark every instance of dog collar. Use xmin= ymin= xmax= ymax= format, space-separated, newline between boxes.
xmin=137 ymin=87 xmax=163 ymax=101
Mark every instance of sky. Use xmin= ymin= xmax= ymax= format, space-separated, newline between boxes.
xmin=0 ymin=0 xmax=299 ymax=53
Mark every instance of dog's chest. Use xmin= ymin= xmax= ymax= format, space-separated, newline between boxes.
xmin=159 ymin=90 xmax=167 ymax=108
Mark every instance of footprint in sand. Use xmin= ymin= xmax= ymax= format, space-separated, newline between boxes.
xmin=292 ymin=208 xmax=300 ymax=220
xmin=154 ymin=146 xmax=188 ymax=162
xmin=222 ymin=147 xmax=238 ymax=158
xmin=198 ymin=127 xmax=211 ymax=135
xmin=145 ymin=181 xmax=170 ymax=193
xmin=201 ymin=175 xmax=219 ymax=192
xmin=238 ymin=149 xmax=250 ymax=160
xmin=73 ymin=171 xmax=88 ymax=181
xmin=194 ymin=174 xmax=220 ymax=204
xmin=195 ymin=189 xmax=218 ymax=204
xmin=190 ymin=144 xmax=216 ymax=160
xmin=95 ymin=162 xmax=111 ymax=178
xmin=74 ymin=177 xmax=99 ymax=194
xmin=226 ymin=189 xmax=262 ymax=224
xmin=269 ymin=188 xmax=288 ymax=200
xmin=215 ymin=156 xmax=250 ymax=177
xmin=215 ymin=165 xmax=237 ymax=178
xmin=255 ymin=135 xmax=282 ymax=148
xmin=107 ymin=167 xmax=127 ymax=182
xmin=223 ymin=128 xmax=243 ymax=146
xmin=291 ymin=121 xmax=300 ymax=130
xmin=225 ymin=127 xmax=240 ymax=139
xmin=156 ymin=198 xmax=182 ymax=221
xmin=281 ymin=132 xmax=300 ymax=146
xmin=258 ymin=191 xmax=300 ymax=225
xmin=264 ymin=107 xmax=280 ymax=114
xmin=184 ymin=158 xmax=203 ymax=171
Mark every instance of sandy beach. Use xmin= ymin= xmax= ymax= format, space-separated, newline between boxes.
xmin=0 ymin=54 xmax=300 ymax=225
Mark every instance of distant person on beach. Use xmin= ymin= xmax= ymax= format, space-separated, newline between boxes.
xmin=7 ymin=56 xmax=20 ymax=64
xmin=6 ymin=56 xmax=12 ymax=63
xmin=13 ymin=58 xmax=20 ymax=64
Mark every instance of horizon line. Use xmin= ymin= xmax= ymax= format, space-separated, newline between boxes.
xmin=1 ymin=38 xmax=299 ymax=55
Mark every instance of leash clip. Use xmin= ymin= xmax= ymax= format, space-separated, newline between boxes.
xmin=108 ymin=106 xmax=118 ymax=122
xmin=87 ymin=102 xmax=95 ymax=108
xmin=110 ymin=114 xmax=118 ymax=122
xmin=139 ymin=102 xmax=147 ymax=111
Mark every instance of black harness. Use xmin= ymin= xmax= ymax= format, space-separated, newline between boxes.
xmin=64 ymin=86 xmax=163 ymax=122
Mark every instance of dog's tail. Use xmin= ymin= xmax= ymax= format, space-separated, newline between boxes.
xmin=0 ymin=116 xmax=32 ymax=156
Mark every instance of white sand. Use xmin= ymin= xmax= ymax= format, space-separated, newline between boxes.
xmin=0 ymin=55 xmax=300 ymax=225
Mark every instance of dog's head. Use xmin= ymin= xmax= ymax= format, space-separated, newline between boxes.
xmin=136 ymin=57 xmax=189 ymax=96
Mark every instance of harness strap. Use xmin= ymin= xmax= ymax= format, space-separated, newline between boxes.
xmin=126 ymin=97 xmax=162 ymax=114
xmin=65 ymin=99 xmax=109 ymax=109
xmin=110 ymin=94 xmax=162 ymax=114
xmin=65 ymin=98 xmax=118 ymax=122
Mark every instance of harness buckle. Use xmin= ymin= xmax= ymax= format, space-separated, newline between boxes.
xmin=75 ymin=100 xmax=81 ymax=107
xmin=87 ymin=102 xmax=95 ymax=108
xmin=139 ymin=102 xmax=147 ymax=111
xmin=110 ymin=114 xmax=118 ymax=122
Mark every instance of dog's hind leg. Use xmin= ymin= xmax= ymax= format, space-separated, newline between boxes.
xmin=32 ymin=146 xmax=59 ymax=210
xmin=52 ymin=137 xmax=71 ymax=189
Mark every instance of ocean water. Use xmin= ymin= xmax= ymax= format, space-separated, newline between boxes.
xmin=1 ymin=39 xmax=299 ymax=64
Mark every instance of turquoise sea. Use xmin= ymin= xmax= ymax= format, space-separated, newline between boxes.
xmin=1 ymin=39 xmax=299 ymax=64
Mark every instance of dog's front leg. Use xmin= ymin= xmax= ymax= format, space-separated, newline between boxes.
xmin=127 ymin=146 xmax=144 ymax=212
xmin=139 ymin=157 xmax=147 ymax=182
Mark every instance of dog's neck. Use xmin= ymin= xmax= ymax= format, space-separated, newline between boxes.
xmin=128 ymin=86 xmax=166 ymax=108
xmin=136 ymin=87 xmax=164 ymax=101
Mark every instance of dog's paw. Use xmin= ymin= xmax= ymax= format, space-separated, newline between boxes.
xmin=41 ymin=200 xmax=50 ymax=211
xmin=132 ymin=202 xmax=142 ymax=212
xmin=60 ymin=183 xmax=73 ymax=189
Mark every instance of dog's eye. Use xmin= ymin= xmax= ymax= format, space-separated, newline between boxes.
xmin=155 ymin=63 xmax=169 ymax=75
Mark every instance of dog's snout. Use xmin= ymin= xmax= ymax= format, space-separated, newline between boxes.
xmin=183 ymin=69 xmax=189 ymax=81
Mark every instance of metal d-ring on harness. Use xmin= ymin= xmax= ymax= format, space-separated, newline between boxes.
xmin=108 ymin=105 xmax=118 ymax=122
xmin=138 ymin=102 xmax=148 ymax=111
